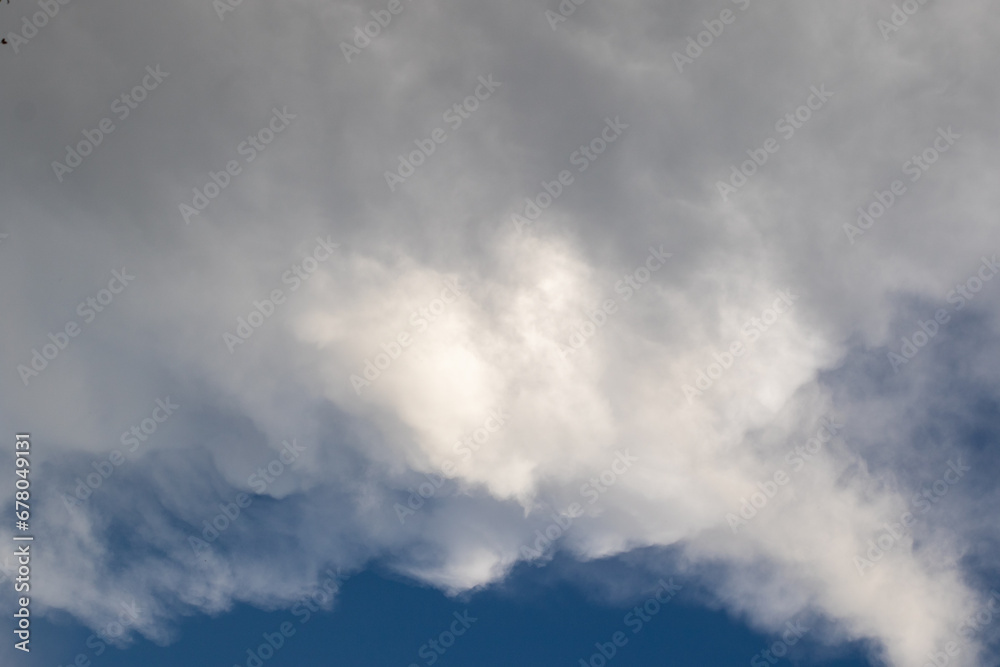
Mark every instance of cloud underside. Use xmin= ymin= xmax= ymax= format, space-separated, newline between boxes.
xmin=2 ymin=0 xmax=1000 ymax=665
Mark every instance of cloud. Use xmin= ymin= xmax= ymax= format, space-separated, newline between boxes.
xmin=2 ymin=0 xmax=1000 ymax=664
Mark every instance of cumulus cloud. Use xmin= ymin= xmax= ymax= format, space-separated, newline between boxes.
xmin=2 ymin=0 xmax=1000 ymax=664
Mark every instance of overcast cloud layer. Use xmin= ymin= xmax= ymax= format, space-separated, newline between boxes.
xmin=2 ymin=0 xmax=1000 ymax=665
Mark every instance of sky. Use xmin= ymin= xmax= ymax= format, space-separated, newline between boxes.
xmin=1 ymin=0 xmax=1000 ymax=665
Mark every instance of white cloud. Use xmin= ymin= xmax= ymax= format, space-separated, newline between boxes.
xmin=2 ymin=0 xmax=1000 ymax=664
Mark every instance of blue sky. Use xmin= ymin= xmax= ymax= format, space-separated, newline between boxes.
xmin=3 ymin=0 xmax=1000 ymax=665
xmin=34 ymin=557 xmax=877 ymax=667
